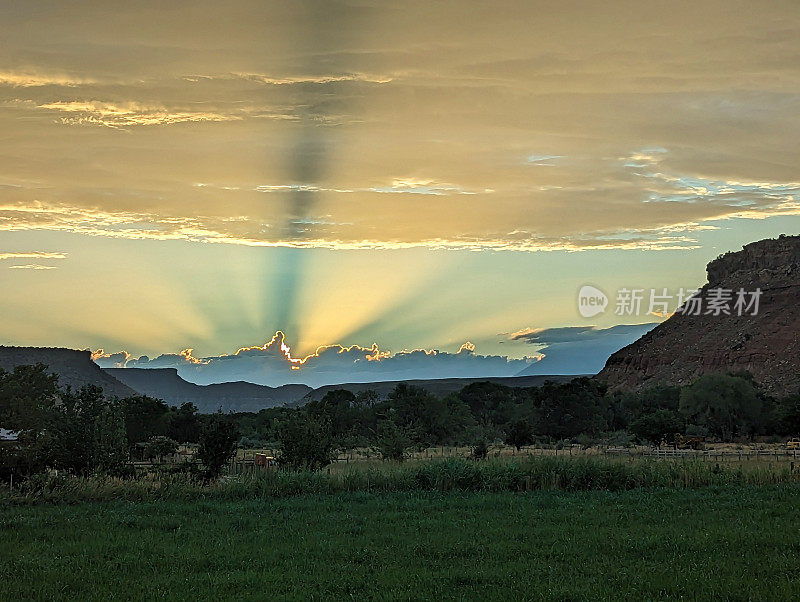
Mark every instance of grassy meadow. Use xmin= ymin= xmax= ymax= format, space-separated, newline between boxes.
xmin=3 ymin=457 xmax=799 ymax=599
xmin=2 ymin=486 xmax=800 ymax=600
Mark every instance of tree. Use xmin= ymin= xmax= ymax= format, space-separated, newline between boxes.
xmin=278 ymin=414 xmax=334 ymax=470
xmin=385 ymin=384 xmax=475 ymax=446
xmin=1 ymin=368 xmax=132 ymax=478
xmin=629 ymin=409 xmax=684 ymax=445
xmin=0 ymin=364 xmax=60 ymax=476
xmin=0 ymin=364 xmax=59 ymax=432
xmin=305 ymin=389 xmax=359 ymax=444
xmin=168 ymin=402 xmax=200 ymax=443
xmin=144 ymin=436 xmax=179 ymax=461
xmin=92 ymin=397 xmax=131 ymax=477
xmin=471 ymin=438 xmax=489 ymax=460
xmin=45 ymin=385 xmax=130 ymax=476
xmin=354 ymin=389 xmax=379 ymax=410
xmin=614 ymin=385 xmax=682 ymax=430
xmin=376 ymin=420 xmax=411 ymax=462
xmin=505 ymin=419 xmax=533 ymax=451
xmin=531 ymin=378 xmax=610 ymax=438
xmin=121 ymin=395 xmax=171 ymax=449
xmin=679 ymin=374 xmax=763 ymax=441
xmin=771 ymin=393 xmax=800 ymax=436
xmin=197 ymin=414 xmax=239 ymax=479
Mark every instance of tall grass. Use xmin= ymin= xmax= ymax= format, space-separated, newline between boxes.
xmin=4 ymin=455 xmax=798 ymax=504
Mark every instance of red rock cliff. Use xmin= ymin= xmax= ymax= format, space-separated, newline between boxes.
xmin=596 ymin=235 xmax=800 ymax=395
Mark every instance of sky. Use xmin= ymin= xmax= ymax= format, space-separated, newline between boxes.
xmin=1 ymin=1 xmax=799 ymax=385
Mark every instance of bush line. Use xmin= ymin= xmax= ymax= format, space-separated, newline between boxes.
xmin=3 ymin=456 xmax=799 ymax=504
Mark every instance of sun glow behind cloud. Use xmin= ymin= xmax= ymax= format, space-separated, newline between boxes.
xmin=92 ymin=329 xmax=539 ymax=387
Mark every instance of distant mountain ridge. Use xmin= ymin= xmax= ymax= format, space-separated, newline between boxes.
xmin=296 ymin=374 xmax=580 ymax=406
xmin=597 ymin=235 xmax=800 ymax=395
xmin=0 ymin=347 xmax=136 ymax=398
xmin=0 ymin=347 xmax=582 ymax=413
xmin=104 ymin=368 xmax=311 ymax=413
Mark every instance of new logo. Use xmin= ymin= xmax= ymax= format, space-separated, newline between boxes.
xmin=578 ymin=285 xmax=608 ymax=318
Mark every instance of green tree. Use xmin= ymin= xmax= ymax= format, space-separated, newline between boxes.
xmin=0 ymin=364 xmax=59 ymax=432
xmin=354 ymin=389 xmax=379 ymax=410
xmin=0 ymin=364 xmax=60 ymax=476
xmin=48 ymin=385 xmax=130 ymax=476
xmin=458 ymin=382 xmax=520 ymax=427
xmin=278 ymin=414 xmax=334 ymax=470
xmin=531 ymin=378 xmax=610 ymax=438
xmin=471 ymin=438 xmax=489 ymax=460
xmin=168 ymin=402 xmax=201 ymax=443
xmin=305 ymin=389 xmax=359 ymax=444
xmin=505 ymin=419 xmax=533 ymax=451
xmin=121 ymin=395 xmax=171 ymax=448
xmin=385 ymin=384 xmax=475 ymax=446
xmin=629 ymin=409 xmax=684 ymax=445
xmin=144 ymin=435 xmax=179 ymax=461
xmin=1 ymin=367 xmax=130 ymax=477
xmin=92 ymin=397 xmax=131 ymax=477
xmin=679 ymin=374 xmax=763 ymax=441
xmin=197 ymin=414 xmax=239 ymax=479
xmin=771 ymin=393 xmax=800 ymax=436
xmin=376 ymin=420 xmax=411 ymax=462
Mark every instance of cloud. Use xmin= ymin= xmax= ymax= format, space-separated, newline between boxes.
xmin=526 ymin=154 xmax=563 ymax=165
xmin=0 ymin=252 xmax=66 ymax=260
xmin=0 ymin=71 xmax=94 ymax=87
xmin=36 ymin=101 xmax=245 ymax=128
xmin=93 ymin=324 xmax=657 ymax=387
xmin=0 ymin=200 xmax=716 ymax=252
xmin=0 ymin=251 xmax=66 ymax=270
xmin=369 ymin=178 xmax=491 ymax=196
xmin=90 ymin=349 xmax=130 ymax=367
xmin=94 ymin=331 xmax=536 ymax=388
xmin=1 ymin=1 xmax=800 ymax=252
xmin=7 ymin=264 xmax=57 ymax=270
xmin=514 ymin=324 xmax=658 ymax=376
xmin=229 ymin=72 xmax=395 ymax=86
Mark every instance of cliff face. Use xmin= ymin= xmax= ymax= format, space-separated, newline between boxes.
xmin=597 ymin=235 xmax=800 ymax=396
xmin=0 ymin=347 xmax=137 ymax=398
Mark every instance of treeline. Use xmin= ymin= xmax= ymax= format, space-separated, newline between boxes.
xmin=241 ymin=371 xmax=799 ymax=467
xmin=0 ymin=364 xmax=237 ymax=480
xmin=2 ymin=363 xmax=799 ymax=480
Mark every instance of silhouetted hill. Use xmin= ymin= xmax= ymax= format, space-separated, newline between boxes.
xmin=295 ymin=374 xmax=580 ymax=406
xmin=597 ymin=235 xmax=800 ymax=395
xmin=104 ymin=368 xmax=312 ymax=413
xmin=0 ymin=347 xmax=137 ymax=398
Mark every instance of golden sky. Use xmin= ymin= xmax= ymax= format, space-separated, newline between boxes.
xmin=1 ymin=1 xmax=799 ymax=381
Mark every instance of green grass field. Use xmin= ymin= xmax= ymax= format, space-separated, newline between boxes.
xmin=2 ymin=485 xmax=799 ymax=600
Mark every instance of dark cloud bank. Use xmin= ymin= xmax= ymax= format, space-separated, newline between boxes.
xmin=93 ymin=325 xmax=655 ymax=388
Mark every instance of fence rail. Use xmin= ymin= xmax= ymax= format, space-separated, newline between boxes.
xmin=639 ymin=448 xmax=798 ymax=461
xmin=128 ymin=445 xmax=800 ymax=472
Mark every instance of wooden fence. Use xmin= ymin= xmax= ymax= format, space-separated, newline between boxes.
xmin=639 ymin=448 xmax=799 ymax=461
